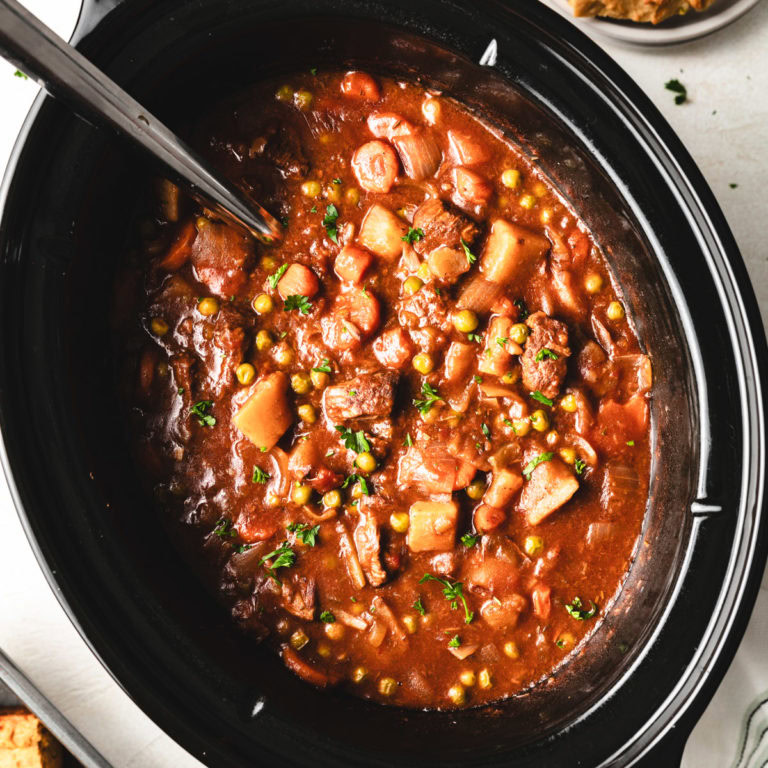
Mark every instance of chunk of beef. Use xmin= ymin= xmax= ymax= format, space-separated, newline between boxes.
xmin=190 ymin=222 xmax=253 ymax=298
xmin=520 ymin=311 xmax=571 ymax=400
xmin=353 ymin=502 xmax=387 ymax=587
xmin=520 ymin=455 xmax=579 ymax=526
xmin=411 ymin=197 xmax=478 ymax=257
xmin=261 ymin=120 xmax=310 ymax=178
xmin=207 ymin=309 xmax=247 ymax=395
xmin=323 ymin=370 xmax=397 ymax=422
xmin=280 ymin=575 xmax=316 ymax=620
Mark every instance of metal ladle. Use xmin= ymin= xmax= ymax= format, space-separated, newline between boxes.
xmin=0 ymin=0 xmax=283 ymax=242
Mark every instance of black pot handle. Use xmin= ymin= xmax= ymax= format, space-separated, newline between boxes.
xmin=632 ymin=727 xmax=689 ymax=768
xmin=71 ymin=0 xmax=126 ymax=44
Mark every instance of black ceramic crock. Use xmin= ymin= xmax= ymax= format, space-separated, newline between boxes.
xmin=1 ymin=1 xmax=766 ymax=766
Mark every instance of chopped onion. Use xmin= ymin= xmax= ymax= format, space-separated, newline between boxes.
xmin=392 ymin=130 xmax=442 ymax=181
xmin=448 ymin=643 xmax=479 ymax=660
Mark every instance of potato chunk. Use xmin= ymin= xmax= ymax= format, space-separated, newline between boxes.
xmin=520 ymin=457 xmax=579 ymax=525
xmin=427 ymin=245 xmax=470 ymax=283
xmin=484 ymin=468 xmax=523 ymax=508
xmin=480 ymin=219 xmax=550 ymax=285
xmin=358 ymin=204 xmax=407 ymax=260
xmin=407 ymin=500 xmax=458 ymax=552
xmin=232 ymin=371 xmax=292 ymax=450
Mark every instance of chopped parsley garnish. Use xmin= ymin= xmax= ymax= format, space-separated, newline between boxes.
xmin=260 ymin=446 xmax=268 ymax=453
xmin=178 ymin=387 xmax=184 ymax=394
xmin=496 ymin=337 xmax=508 ymax=348
xmin=413 ymin=597 xmax=426 ymax=616
xmin=310 ymin=205 xmax=317 ymax=213
xmin=522 ymin=451 xmax=554 ymax=480
xmin=259 ymin=541 xmax=295 ymax=583
xmin=252 ymin=466 xmax=270 ymax=484
xmin=280 ymin=216 xmax=289 ymax=229
xmin=335 ymin=426 xmax=370 ymax=453
xmin=665 ymin=78 xmax=687 ymax=105
xmin=236 ymin=544 xmax=253 ymax=553
xmin=574 ymin=458 xmax=587 ymax=475
xmin=342 ymin=473 xmax=370 ymax=495
xmin=312 ymin=359 xmax=332 ymax=373
xmin=322 ymin=203 xmax=339 ymax=243
xmin=565 ymin=596 xmax=597 ymax=621
xmin=212 ymin=518 xmax=236 ymax=539
xmin=729 ymin=183 xmax=739 ymax=189
xmin=461 ymin=533 xmax=479 ymax=548
xmin=267 ymin=263 xmax=288 ymax=289
xmin=284 ymin=294 xmax=313 ymax=314
xmin=448 ymin=635 xmax=461 ymax=648
xmin=348 ymin=390 xmax=357 ymax=397
xmin=626 ymin=440 xmax=635 ymax=447
xmin=503 ymin=418 xmax=514 ymax=428
xmin=419 ymin=574 xmax=474 ymax=624
xmin=555 ymin=638 xmax=566 ymax=648
xmin=473 ymin=375 xmax=483 ymax=384
xmin=460 ymin=238 xmax=477 ymax=267
xmin=332 ymin=177 xmax=342 ymax=184
xmin=14 ymin=70 xmax=27 ymax=79
xmin=514 ymin=298 xmax=529 ymax=320
xmin=310 ymin=67 xmax=318 ymax=76
xmin=467 ymin=332 xmax=482 ymax=343
xmin=535 ymin=348 xmax=559 ymax=362
xmin=530 ymin=390 xmax=554 ymax=407
xmin=319 ymin=610 xmax=335 ymax=623
xmin=401 ymin=226 xmax=425 ymax=244
xmin=413 ymin=381 xmax=442 ymax=414
xmin=481 ymin=423 xmax=491 ymax=438
xmin=287 ymin=522 xmax=320 ymax=546
xmin=190 ymin=400 xmax=216 ymax=427
xmin=403 ymin=433 xmax=413 ymax=447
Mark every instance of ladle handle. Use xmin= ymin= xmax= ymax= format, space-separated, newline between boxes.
xmin=0 ymin=0 xmax=282 ymax=242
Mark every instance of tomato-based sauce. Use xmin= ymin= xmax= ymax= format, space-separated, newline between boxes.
xmin=117 ymin=70 xmax=652 ymax=709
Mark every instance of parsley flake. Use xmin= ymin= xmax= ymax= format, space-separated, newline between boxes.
xmin=574 ymin=458 xmax=587 ymax=475
xmin=335 ymin=426 xmax=370 ymax=453
xmin=310 ymin=67 xmax=318 ymax=76
xmin=565 ymin=596 xmax=597 ymax=621
xmin=413 ymin=381 xmax=442 ymax=414
xmin=212 ymin=518 xmax=236 ymax=539
xmin=535 ymin=347 xmax=559 ymax=362
xmin=312 ymin=358 xmax=332 ymax=373
xmin=342 ymin=474 xmax=370 ymax=495
xmin=514 ymin=298 xmax=529 ymax=320
xmin=481 ymin=422 xmax=490 ymax=438
xmin=403 ymin=433 xmax=413 ymax=447
xmin=448 ymin=635 xmax=461 ymax=648
xmin=252 ymin=466 xmax=271 ymax=484
xmin=319 ymin=610 xmax=335 ymax=623
xmin=413 ymin=597 xmax=426 ymax=616
xmin=473 ymin=375 xmax=483 ymax=384
xmin=530 ymin=390 xmax=554 ymax=407
xmin=460 ymin=238 xmax=477 ymax=266
xmin=522 ymin=451 xmax=554 ymax=480
xmin=322 ymin=204 xmax=339 ymax=243
xmin=467 ymin=332 xmax=482 ymax=343
xmin=284 ymin=294 xmax=313 ymax=314
xmin=461 ymin=533 xmax=479 ymax=548
xmin=401 ymin=226 xmax=425 ymax=244
xmin=258 ymin=541 xmax=295 ymax=583
xmin=14 ymin=70 xmax=28 ymax=79
xmin=496 ymin=337 xmax=508 ymax=348
xmin=419 ymin=574 xmax=474 ymax=624
xmin=626 ymin=440 xmax=635 ymax=447
xmin=287 ymin=522 xmax=320 ymax=546
xmin=190 ymin=400 xmax=216 ymax=427
xmin=665 ymin=78 xmax=688 ymax=105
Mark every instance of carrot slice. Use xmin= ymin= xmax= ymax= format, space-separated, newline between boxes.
xmin=158 ymin=219 xmax=196 ymax=271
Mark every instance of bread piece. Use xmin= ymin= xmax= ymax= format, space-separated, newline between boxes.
xmin=569 ymin=0 xmax=716 ymax=24
xmin=0 ymin=709 xmax=62 ymax=768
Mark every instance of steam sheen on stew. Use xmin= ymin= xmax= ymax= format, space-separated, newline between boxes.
xmin=117 ymin=70 xmax=652 ymax=709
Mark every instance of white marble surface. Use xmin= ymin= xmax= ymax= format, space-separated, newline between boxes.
xmin=0 ymin=2 xmax=766 ymax=766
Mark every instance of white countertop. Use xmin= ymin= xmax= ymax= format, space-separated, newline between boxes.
xmin=0 ymin=2 xmax=766 ymax=765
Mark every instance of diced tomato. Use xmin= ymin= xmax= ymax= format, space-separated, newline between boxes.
xmin=158 ymin=219 xmax=196 ymax=271
xmin=373 ymin=327 xmax=413 ymax=369
xmin=334 ymin=245 xmax=374 ymax=284
xmin=352 ymin=140 xmax=399 ymax=193
xmin=473 ymin=504 xmax=506 ymax=533
xmin=277 ymin=263 xmax=319 ymax=299
xmin=532 ymin=584 xmax=551 ymax=620
xmin=367 ymin=112 xmax=414 ymax=140
xmin=340 ymin=71 xmax=381 ymax=101
xmin=453 ymin=167 xmax=492 ymax=207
